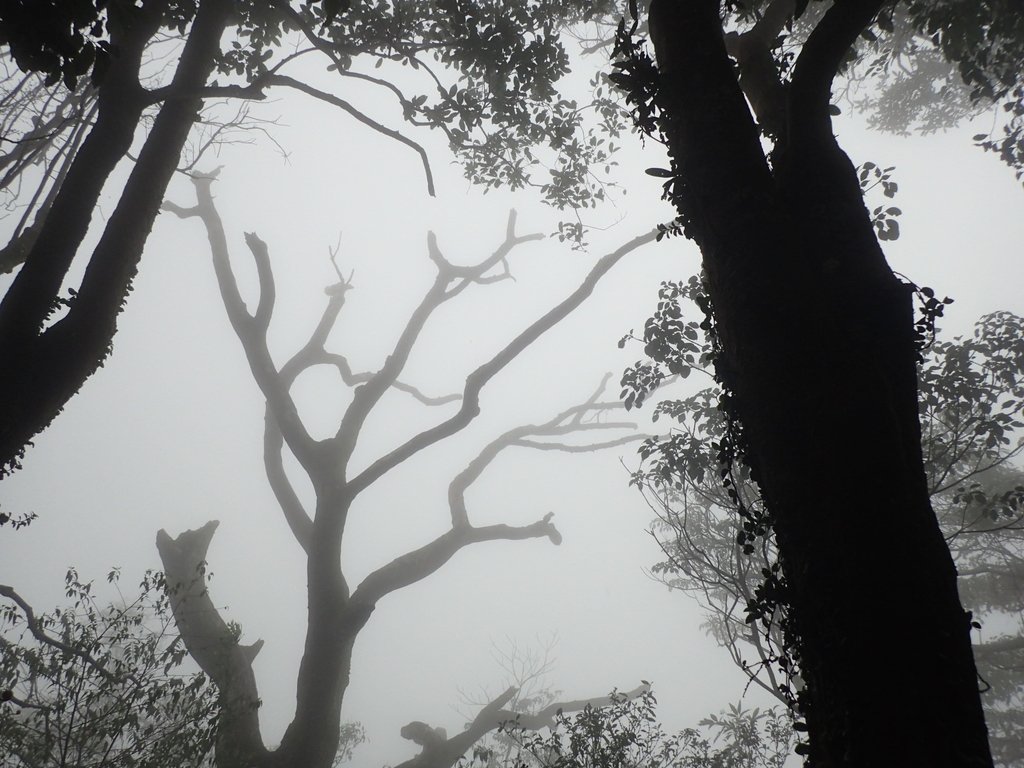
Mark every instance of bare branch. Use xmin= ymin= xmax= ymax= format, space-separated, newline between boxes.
xmin=263 ymin=408 xmax=313 ymax=553
xmin=166 ymin=175 xmax=320 ymax=473
xmin=350 ymin=228 xmax=659 ymax=497
xmin=265 ymin=74 xmax=435 ymax=196
xmin=0 ymin=585 xmax=118 ymax=683
xmin=350 ymin=513 xmax=562 ymax=609
xmin=448 ymin=375 xmax=643 ymax=528
xmin=336 ymin=212 xmax=545 ymax=477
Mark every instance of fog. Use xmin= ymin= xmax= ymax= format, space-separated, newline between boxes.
xmin=2 ymin=32 xmax=1023 ymax=768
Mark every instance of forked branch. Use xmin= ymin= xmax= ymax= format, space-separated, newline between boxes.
xmin=349 ymin=228 xmax=660 ymax=496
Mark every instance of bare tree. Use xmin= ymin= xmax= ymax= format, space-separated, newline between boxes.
xmin=157 ymin=173 xmax=657 ymax=768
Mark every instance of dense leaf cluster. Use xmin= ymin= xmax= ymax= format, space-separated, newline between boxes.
xmin=0 ymin=569 xmax=219 ymax=767
xmin=459 ymin=690 xmax=792 ymax=768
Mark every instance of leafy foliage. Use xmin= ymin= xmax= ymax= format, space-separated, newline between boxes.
xmin=0 ymin=0 xmax=111 ymax=87
xmin=209 ymin=0 xmax=631 ymax=215
xmin=0 ymin=569 xmax=219 ymax=767
xmin=459 ymin=689 xmax=793 ymax=768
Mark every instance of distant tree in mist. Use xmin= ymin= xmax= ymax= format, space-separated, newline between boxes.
xmin=145 ymin=170 xmax=658 ymax=767
xmin=625 ymin=278 xmax=1024 ymax=764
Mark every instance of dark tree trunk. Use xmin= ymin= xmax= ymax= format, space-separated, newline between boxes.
xmin=646 ymin=1 xmax=992 ymax=765
xmin=0 ymin=0 xmax=232 ymax=474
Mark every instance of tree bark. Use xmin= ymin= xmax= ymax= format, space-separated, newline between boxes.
xmin=0 ymin=0 xmax=232 ymax=475
xmin=646 ymin=1 xmax=993 ymax=765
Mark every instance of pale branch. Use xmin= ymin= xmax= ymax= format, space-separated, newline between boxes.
xmin=349 ymin=228 xmax=660 ymax=497
xmin=723 ymin=0 xmax=792 ymax=137
xmin=265 ymin=74 xmax=435 ymax=196
xmin=318 ymin=351 xmax=462 ymax=405
xmin=349 ymin=514 xmax=562 ymax=609
xmin=263 ymin=408 xmax=313 ymax=553
xmin=512 ymin=435 xmax=649 ymax=453
xmin=163 ymin=175 xmax=320 ymax=473
xmin=155 ymin=522 xmax=267 ymax=764
xmin=0 ymin=585 xmax=119 ymax=684
xmin=242 ymin=232 xmax=276 ymax=333
xmin=393 ymin=683 xmax=652 ymax=768
xmin=448 ymin=375 xmax=643 ymax=528
xmin=335 ymin=211 xmax=544 ymax=475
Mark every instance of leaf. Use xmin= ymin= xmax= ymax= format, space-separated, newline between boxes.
xmin=645 ymin=167 xmax=673 ymax=178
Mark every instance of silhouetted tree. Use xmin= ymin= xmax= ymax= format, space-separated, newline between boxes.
xmin=611 ymin=1 xmax=1024 ymax=764
xmin=629 ymin=297 xmax=1024 ymax=765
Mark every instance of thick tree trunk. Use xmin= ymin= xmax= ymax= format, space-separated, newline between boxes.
xmin=0 ymin=0 xmax=232 ymax=474
xmin=273 ymin=489 xmax=373 ymax=768
xmin=647 ymin=1 xmax=992 ymax=764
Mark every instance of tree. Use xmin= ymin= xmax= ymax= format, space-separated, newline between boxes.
xmin=0 ymin=568 xmax=219 ymax=767
xmin=149 ymin=171 xmax=658 ymax=767
xmin=0 ymin=0 xmax=623 ymax=475
xmin=627 ymin=295 xmax=1024 ymax=764
xmin=610 ymin=1 xmax=1023 ymax=764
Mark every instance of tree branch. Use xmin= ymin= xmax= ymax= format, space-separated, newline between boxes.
xmin=263 ymin=408 xmax=313 ymax=553
xmin=265 ymin=74 xmax=435 ymax=196
xmin=163 ymin=173 xmax=320 ymax=473
xmin=972 ymin=634 xmax=1024 ymax=657
xmin=789 ymin=0 xmax=886 ymax=144
xmin=349 ymin=228 xmax=659 ymax=497
xmin=448 ymin=374 xmax=642 ymax=528
xmin=337 ymin=211 xmax=545 ymax=480
xmin=723 ymin=0 xmax=792 ymax=137
xmin=0 ymin=585 xmax=118 ymax=683
xmin=155 ymin=522 xmax=268 ymax=765
xmin=349 ymin=513 xmax=562 ymax=609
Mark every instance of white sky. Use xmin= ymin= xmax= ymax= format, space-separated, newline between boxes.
xmin=1 ymin=34 xmax=1023 ymax=767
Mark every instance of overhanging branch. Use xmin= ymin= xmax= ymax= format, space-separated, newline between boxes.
xmin=265 ymin=74 xmax=435 ymax=196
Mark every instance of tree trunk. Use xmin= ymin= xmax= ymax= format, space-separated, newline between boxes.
xmin=0 ymin=0 xmax=232 ymax=474
xmin=270 ymin=489 xmax=372 ymax=768
xmin=646 ymin=1 xmax=992 ymax=764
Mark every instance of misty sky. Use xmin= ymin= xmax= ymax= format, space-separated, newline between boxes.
xmin=1 ymin=41 xmax=1023 ymax=767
